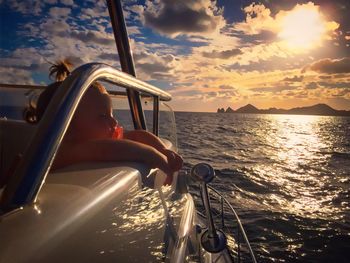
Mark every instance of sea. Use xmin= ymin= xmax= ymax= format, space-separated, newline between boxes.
xmin=175 ymin=112 xmax=350 ymax=262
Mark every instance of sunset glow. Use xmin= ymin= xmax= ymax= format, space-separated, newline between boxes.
xmin=0 ymin=1 xmax=349 ymax=112
xmin=278 ymin=5 xmax=326 ymax=50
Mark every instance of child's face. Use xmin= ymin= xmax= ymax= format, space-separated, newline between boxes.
xmin=69 ymin=88 xmax=117 ymax=141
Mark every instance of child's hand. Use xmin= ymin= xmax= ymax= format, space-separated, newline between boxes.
xmin=161 ymin=149 xmax=183 ymax=186
xmin=163 ymin=149 xmax=183 ymax=172
xmin=163 ymin=173 xmax=173 ymax=186
xmin=147 ymin=148 xmax=183 ymax=186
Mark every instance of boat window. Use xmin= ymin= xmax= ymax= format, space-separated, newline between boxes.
xmin=140 ymin=94 xmax=178 ymax=147
xmin=104 ymin=82 xmax=134 ymax=131
xmin=141 ymin=95 xmax=154 ymax=132
xmin=159 ymin=103 xmax=178 ymax=149
xmin=0 ymin=85 xmax=42 ymax=121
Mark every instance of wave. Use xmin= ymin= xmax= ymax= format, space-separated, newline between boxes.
xmin=177 ymin=112 xmax=350 ymax=262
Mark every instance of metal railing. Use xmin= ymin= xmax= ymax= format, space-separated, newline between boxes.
xmin=207 ymin=185 xmax=257 ymax=263
xmin=193 ymin=184 xmax=257 ymax=263
xmin=0 ymin=63 xmax=171 ymax=211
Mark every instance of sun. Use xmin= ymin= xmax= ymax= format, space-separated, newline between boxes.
xmin=278 ymin=5 xmax=326 ymax=50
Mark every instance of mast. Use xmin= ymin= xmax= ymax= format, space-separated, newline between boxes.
xmin=107 ymin=0 xmax=147 ymax=130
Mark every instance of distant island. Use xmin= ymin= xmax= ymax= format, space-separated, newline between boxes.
xmin=217 ymin=103 xmax=350 ymax=116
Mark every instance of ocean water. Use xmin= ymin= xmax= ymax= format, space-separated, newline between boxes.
xmin=175 ymin=112 xmax=350 ymax=263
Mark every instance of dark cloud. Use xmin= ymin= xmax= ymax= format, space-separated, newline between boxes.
xmin=200 ymin=89 xmax=237 ymax=99
xmin=7 ymin=1 xmax=43 ymax=15
xmin=97 ymin=52 xmax=119 ymax=61
xmin=136 ymin=60 xmax=173 ymax=80
xmin=70 ymin=31 xmax=114 ymax=46
xmin=134 ymin=52 xmax=175 ymax=64
xmin=137 ymin=62 xmax=171 ymax=74
xmin=143 ymin=0 xmax=221 ymax=35
xmin=283 ymin=75 xmax=304 ymax=82
xmin=318 ymin=81 xmax=350 ymax=89
xmin=305 ymin=82 xmax=319 ymax=90
xmin=302 ymin=57 xmax=350 ymax=74
xmin=205 ymin=91 xmax=217 ymax=97
xmin=250 ymin=86 xmax=295 ymax=93
xmin=237 ymin=30 xmax=277 ymax=46
xmin=219 ymin=84 xmax=235 ymax=90
xmin=330 ymin=89 xmax=350 ymax=97
xmin=49 ymin=7 xmax=71 ymax=18
xmin=0 ymin=67 xmax=34 ymax=85
xmin=218 ymin=90 xmax=238 ymax=97
xmin=318 ymin=75 xmax=333 ymax=80
xmin=305 ymin=80 xmax=350 ymax=90
xmin=202 ymin=48 xmax=242 ymax=59
xmin=225 ymin=55 xmax=312 ymax=73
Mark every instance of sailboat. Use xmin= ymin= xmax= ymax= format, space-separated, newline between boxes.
xmin=0 ymin=1 xmax=256 ymax=262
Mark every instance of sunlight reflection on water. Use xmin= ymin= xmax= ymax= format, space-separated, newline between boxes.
xmin=257 ymin=115 xmax=336 ymax=218
xmin=203 ymin=114 xmax=348 ymax=220
xmin=176 ymin=112 xmax=350 ymax=262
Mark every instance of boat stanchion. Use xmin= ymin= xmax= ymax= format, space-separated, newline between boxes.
xmin=191 ymin=163 xmax=227 ymax=253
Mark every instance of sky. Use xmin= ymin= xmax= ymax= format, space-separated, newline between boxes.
xmin=0 ymin=0 xmax=350 ymax=112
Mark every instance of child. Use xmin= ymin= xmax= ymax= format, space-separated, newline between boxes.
xmin=36 ymin=60 xmax=183 ymax=185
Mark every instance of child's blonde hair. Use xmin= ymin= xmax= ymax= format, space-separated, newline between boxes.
xmin=49 ymin=59 xmax=73 ymax=81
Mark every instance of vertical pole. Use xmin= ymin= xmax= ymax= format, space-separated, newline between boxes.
xmin=107 ymin=0 xmax=147 ymax=130
xmin=153 ymin=96 xmax=159 ymax=136
xmin=201 ymin=183 xmax=218 ymax=240
xmin=220 ymin=196 xmax=225 ymax=229
xmin=238 ymin=224 xmax=241 ymax=263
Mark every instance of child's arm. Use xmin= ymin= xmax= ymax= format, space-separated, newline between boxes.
xmin=53 ymin=139 xmax=175 ymax=177
xmin=124 ymin=130 xmax=168 ymax=151
xmin=124 ymin=130 xmax=183 ymax=171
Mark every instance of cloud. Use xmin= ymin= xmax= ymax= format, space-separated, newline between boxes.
xmin=7 ymin=0 xmax=43 ymax=15
xmin=0 ymin=66 xmax=34 ymax=85
xmin=134 ymin=51 xmax=179 ymax=80
xmin=202 ymin=48 xmax=242 ymax=59
xmin=45 ymin=0 xmax=58 ymax=4
xmin=234 ymin=2 xmax=339 ymax=37
xmin=60 ymin=0 xmax=74 ymax=6
xmin=219 ymin=84 xmax=235 ymax=90
xmin=141 ymin=0 xmax=224 ymax=36
xmin=303 ymin=57 xmax=350 ymax=74
xmin=97 ymin=52 xmax=119 ymax=61
xmin=305 ymin=82 xmax=319 ymax=90
xmin=70 ymin=31 xmax=115 ymax=46
xmin=184 ymin=89 xmax=239 ymax=101
xmin=250 ymin=86 xmax=295 ymax=93
xmin=318 ymin=81 xmax=350 ymax=89
xmin=127 ymin=4 xmax=144 ymax=16
xmin=283 ymin=75 xmax=304 ymax=82
xmin=49 ymin=7 xmax=71 ymax=18
xmin=38 ymin=18 xmax=71 ymax=35
xmin=234 ymin=3 xmax=276 ymax=35
xmin=318 ymin=75 xmax=332 ymax=80
xmin=137 ymin=62 xmax=172 ymax=75
xmin=0 ymin=47 xmax=47 ymax=72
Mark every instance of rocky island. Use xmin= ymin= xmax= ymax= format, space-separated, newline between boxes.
xmin=217 ymin=103 xmax=350 ymax=116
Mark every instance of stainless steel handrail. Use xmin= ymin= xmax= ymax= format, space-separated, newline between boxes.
xmin=0 ymin=63 xmax=171 ymax=210
xmin=207 ymin=185 xmax=257 ymax=263
xmin=0 ymin=84 xmax=164 ymax=100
